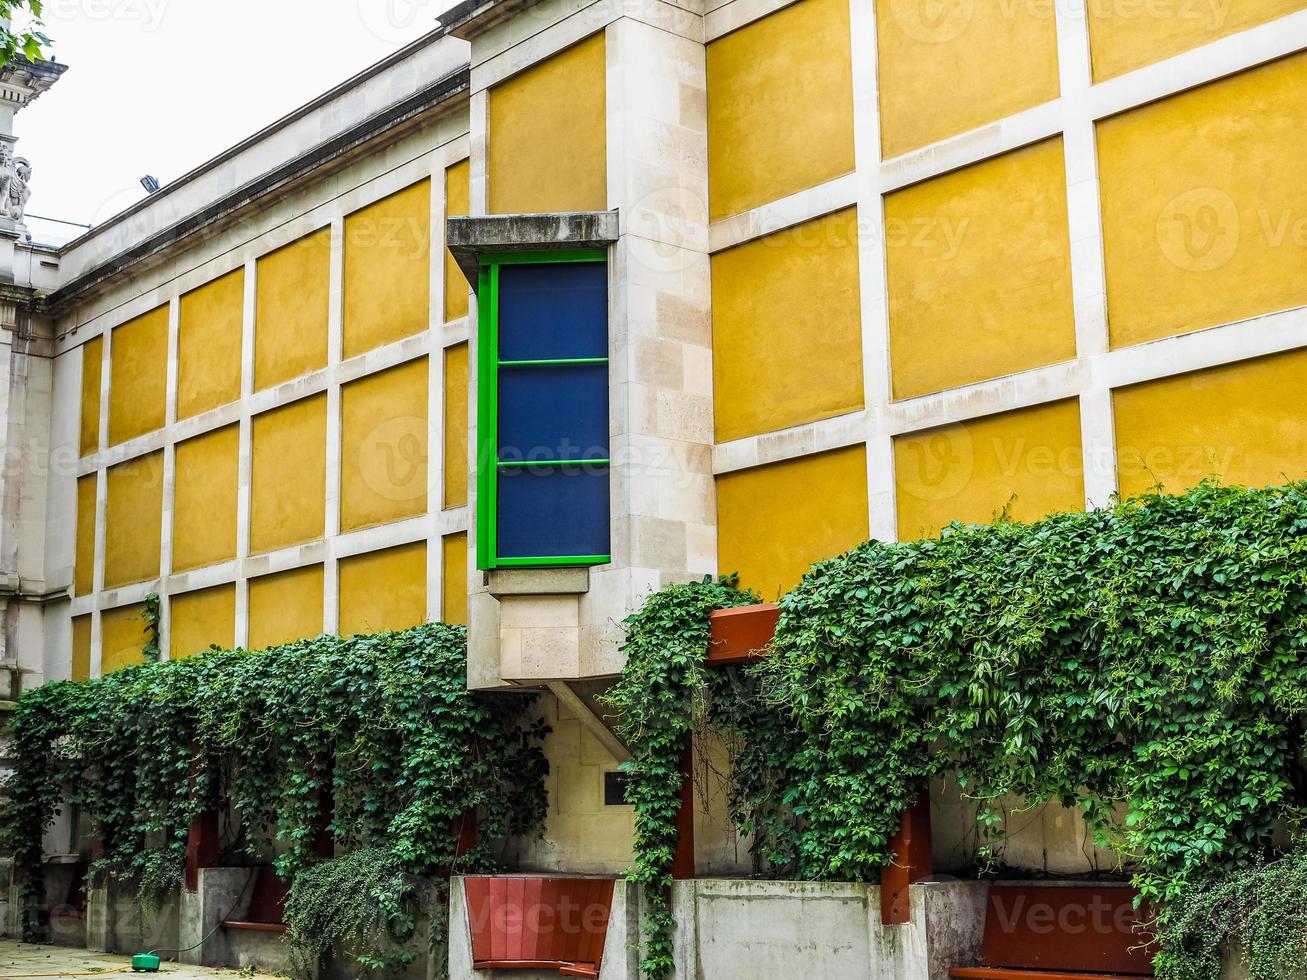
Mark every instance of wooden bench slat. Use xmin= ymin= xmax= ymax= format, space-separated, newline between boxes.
xmin=223 ymin=921 xmax=289 ymax=934
xmin=474 ymin=960 xmax=598 ymax=978
xmin=464 ymin=877 xmax=615 ymax=977
xmin=952 ymin=968 xmax=1148 ymax=980
xmin=978 ymin=885 xmax=1155 ymax=976
xmin=506 ymin=876 xmax=526 ymax=962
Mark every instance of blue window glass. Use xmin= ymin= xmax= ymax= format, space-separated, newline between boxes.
xmin=498 ymin=262 xmax=607 ymax=361
xmin=496 ymin=464 xmax=611 ymax=559
xmin=478 ymin=255 xmax=611 ymax=568
xmin=498 ymin=363 xmax=608 ymax=462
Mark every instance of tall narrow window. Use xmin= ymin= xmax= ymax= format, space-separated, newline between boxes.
xmin=477 ymin=251 xmax=610 ymax=568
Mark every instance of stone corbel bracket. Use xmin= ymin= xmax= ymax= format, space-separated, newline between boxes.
xmin=446 ymin=209 xmax=619 ymax=288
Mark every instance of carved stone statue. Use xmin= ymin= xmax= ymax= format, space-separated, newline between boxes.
xmin=8 ymin=157 xmax=30 ymax=223
xmin=0 ymin=144 xmax=31 ymax=223
xmin=0 ymin=145 xmax=13 ymax=216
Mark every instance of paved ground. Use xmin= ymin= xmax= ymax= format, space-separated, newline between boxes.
xmin=0 ymin=942 xmax=284 ymax=979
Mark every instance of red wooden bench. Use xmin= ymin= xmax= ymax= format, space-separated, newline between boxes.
xmin=464 ymin=877 xmax=615 ymax=978
xmin=224 ymin=867 xmax=290 ymax=934
xmin=950 ymin=884 xmax=1155 ymax=980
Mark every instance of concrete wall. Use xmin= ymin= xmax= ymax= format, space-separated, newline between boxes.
xmin=446 ymin=876 xmax=984 ymax=980
xmin=670 ymin=879 xmax=986 ymax=980
xmin=504 ymin=693 xmax=635 ymax=875
xmin=86 ymin=880 xmax=179 ymax=959
xmin=51 ymin=96 xmax=474 ymax=678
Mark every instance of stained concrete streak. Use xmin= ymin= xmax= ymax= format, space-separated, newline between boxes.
xmin=0 ymin=941 xmax=285 ymax=979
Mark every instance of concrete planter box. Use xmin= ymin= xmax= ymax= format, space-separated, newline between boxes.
xmin=666 ymin=879 xmax=986 ymax=980
xmin=445 ymin=876 xmax=984 ymax=980
xmin=86 ymin=879 xmax=179 ymax=958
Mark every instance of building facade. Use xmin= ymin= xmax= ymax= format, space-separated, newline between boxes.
xmin=2 ymin=0 xmax=1307 ymax=969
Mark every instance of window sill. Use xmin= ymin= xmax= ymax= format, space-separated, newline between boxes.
xmin=488 ymin=567 xmax=590 ymax=597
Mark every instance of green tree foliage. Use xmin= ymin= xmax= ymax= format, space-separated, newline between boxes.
xmin=0 ymin=622 xmax=549 ymax=973
xmin=0 ymin=1 xmax=52 ymax=64
xmin=612 ymin=482 xmax=1307 ymax=980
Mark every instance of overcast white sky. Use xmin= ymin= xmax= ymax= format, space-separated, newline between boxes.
xmin=17 ymin=0 xmax=455 ymax=244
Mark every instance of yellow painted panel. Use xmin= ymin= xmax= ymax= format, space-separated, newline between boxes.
xmin=75 ymin=474 xmax=96 ymax=597
xmin=101 ymin=603 xmax=147 ymax=675
xmin=443 ymin=160 xmax=470 ymax=323
xmin=876 ymin=0 xmax=1060 ymax=158
xmin=338 ymin=542 xmax=427 ymax=637
xmin=1114 ymin=348 xmax=1307 ymax=498
xmin=1089 ymin=0 xmax=1307 ymax=81
xmin=895 ymin=399 xmax=1085 ymax=540
xmin=717 ymin=445 xmax=869 ymax=601
xmin=344 ymin=181 xmax=431 ymax=359
xmin=443 ymin=344 xmax=468 ymax=508
xmin=1098 ymin=54 xmax=1307 ymax=349
xmin=254 ymin=228 xmax=330 ymax=390
xmin=178 ymin=269 xmax=244 ymax=420
xmin=707 ymin=0 xmax=854 ymax=220
xmin=79 ymin=335 xmax=102 ymax=456
xmin=340 ymin=359 xmax=429 ymax=533
xmin=441 ymin=533 xmax=467 ymax=626
xmin=173 ymin=424 xmax=239 ymax=572
xmin=108 ymin=306 xmax=169 ymax=446
xmin=488 ymin=33 xmax=606 ymax=215
xmin=170 ymin=584 xmax=235 ymax=659
xmin=250 ymin=395 xmax=326 ymax=554
xmin=247 ymin=564 xmax=323 ymax=650
xmin=712 ymin=208 xmax=864 ymax=442
xmin=104 ymin=452 xmax=163 ymax=589
xmin=886 ymin=139 xmax=1076 ymax=399
xmin=71 ymin=614 xmax=91 ymax=682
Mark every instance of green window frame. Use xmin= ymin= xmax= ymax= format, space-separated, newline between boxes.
xmin=476 ymin=249 xmax=611 ymax=569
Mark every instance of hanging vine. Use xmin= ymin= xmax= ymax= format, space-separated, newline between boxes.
xmin=611 ymin=481 xmax=1307 ymax=980
xmin=0 ymin=622 xmax=549 ymax=974
xmin=605 ymin=575 xmax=757 ymax=980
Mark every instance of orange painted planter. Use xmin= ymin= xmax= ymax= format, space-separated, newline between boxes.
xmin=464 ymin=876 xmax=615 ymax=978
xmin=707 ymin=603 xmax=780 ymax=666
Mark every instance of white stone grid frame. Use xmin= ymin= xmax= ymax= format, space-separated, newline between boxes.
xmin=706 ymin=0 xmax=1307 ymax=544
xmin=65 ymin=133 xmax=474 ymax=677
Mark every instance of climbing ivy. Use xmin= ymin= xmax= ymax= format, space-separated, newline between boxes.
xmin=1154 ymin=842 xmax=1307 ymax=980
xmin=0 ymin=622 xmax=549 ymax=974
xmin=140 ymin=593 xmax=161 ymax=662
xmin=612 ymin=481 xmax=1307 ymax=980
xmin=605 ymin=576 xmax=757 ymax=980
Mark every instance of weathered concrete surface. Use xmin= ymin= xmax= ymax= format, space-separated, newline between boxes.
xmin=445 ymin=210 xmax=619 ymax=286
xmin=488 ymin=567 xmax=590 ymax=597
xmin=446 ymin=876 xmax=986 ymax=980
xmin=0 ymin=939 xmax=283 ymax=979
xmin=178 ymin=867 xmax=255 ymax=969
xmin=86 ymin=881 xmax=179 ymax=958
xmin=1224 ymin=944 xmax=1307 ymax=980
xmin=669 ymin=879 xmax=988 ymax=980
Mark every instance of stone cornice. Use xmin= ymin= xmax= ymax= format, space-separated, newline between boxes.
xmin=44 ymin=64 xmax=471 ymax=316
xmin=0 ymin=55 xmax=67 ymax=108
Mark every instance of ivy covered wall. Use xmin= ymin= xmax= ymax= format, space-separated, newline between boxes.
xmin=611 ymin=481 xmax=1307 ymax=980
